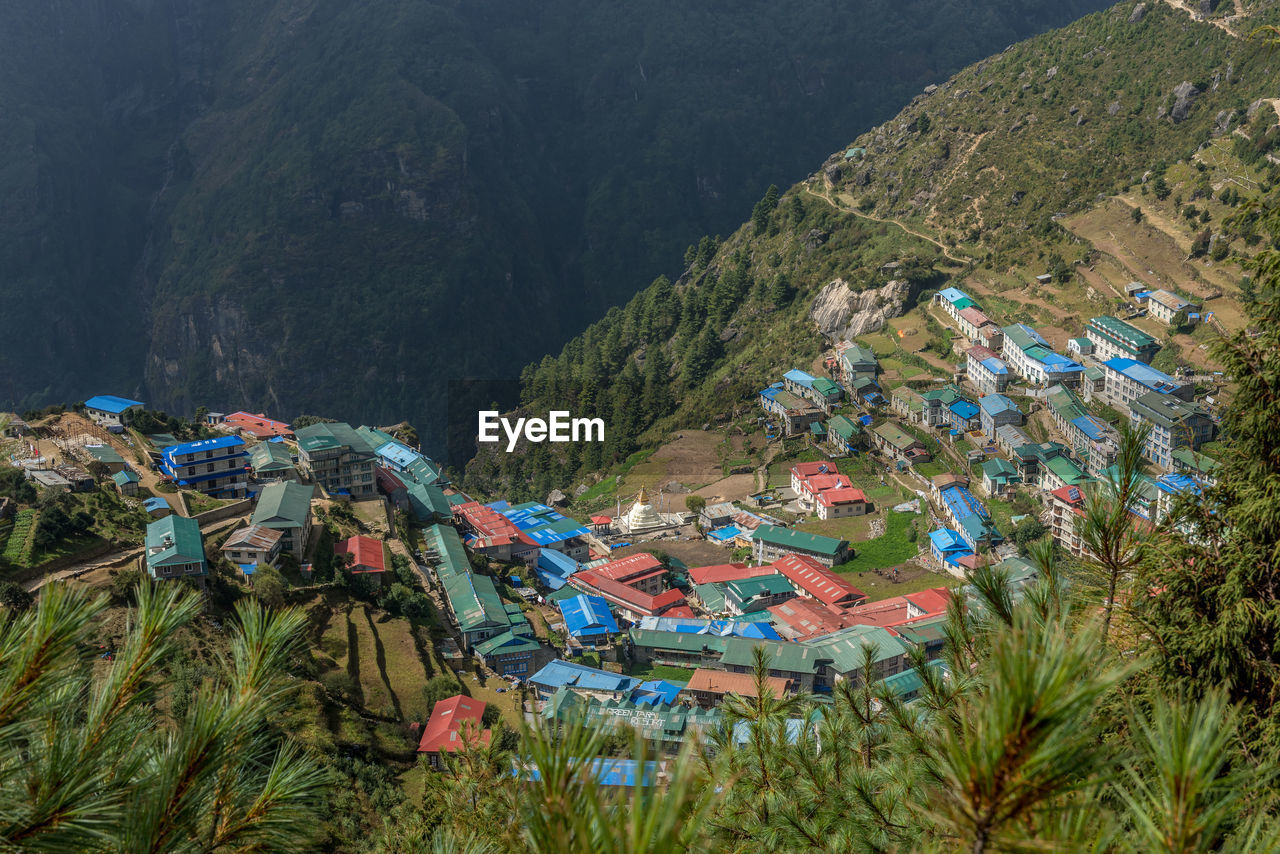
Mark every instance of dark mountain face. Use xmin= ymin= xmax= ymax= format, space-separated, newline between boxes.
xmin=0 ymin=0 xmax=1111 ymax=457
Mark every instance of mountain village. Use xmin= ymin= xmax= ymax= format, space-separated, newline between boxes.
xmin=0 ymin=256 xmax=1224 ymax=780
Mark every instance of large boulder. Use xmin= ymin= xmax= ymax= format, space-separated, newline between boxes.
xmin=809 ymin=278 xmax=911 ymax=342
xmin=1170 ymin=82 xmax=1200 ymax=123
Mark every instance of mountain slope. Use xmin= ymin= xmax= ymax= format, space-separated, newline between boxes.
xmin=0 ymin=0 xmax=1113 ymax=453
xmin=464 ymin=0 xmax=1280 ymax=499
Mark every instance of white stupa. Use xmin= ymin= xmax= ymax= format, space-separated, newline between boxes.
xmin=623 ymin=487 xmax=665 ymax=533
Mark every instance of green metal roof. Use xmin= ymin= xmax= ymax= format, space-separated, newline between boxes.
xmin=1043 ymin=454 xmax=1089 ymax=486
xmin=407 ymin=482 xmax=451 ymax=522
xmin=1171 ymin=447 xmax=1219 ymax=473
xmin=1130 ymin=391 xmax=1209 ymax=430
xmin=719 ymin=637 xmax=828 ymax=674
xmin=981 ymin=457 xmax=1018 ymax=478
xmin=841 ymin=343 xmax=878 ymax=366
xmin=692 ymin=582 xmax=727 ymax=613
xmin=750 ymin=524 xmax=847 ymax=557
xmin=473 ymin=629 xmax=542 ymax=657
xmin=812 ymin=378 xmax=841 ymax=396
xmin=249 ymin=441 xmax=294 ymax=472
xmin=443 ymin=571 xmax=510 ymax=633
xmin=828 ymin=415 xmax=861 ymax=441
xmin=111 ymin=470 xmax=139 ymax=486
xmin=1087 ymin=315 xmax=1157 ymax=351
xmin=84 ymin=444 xmax=124 ymax=464
xmin=295 ymin=422 xmax=375 ymax=456
xmin=424 ymin=524 xmax=470 ymax=582
xmin=805 ymin=625 xmax=908 ymax=671
xmin=872 ymin=423 xmax=920 ymax=452
xmin=726 ymin=574 xmax=795 ymax=600
xmin=250 ymin=481 xmax=314 ymax=528
xmin=145 ymin=515 xmax=205 ymax=571
xmin=629 ymin=628 xmax=731 ymax=655
xmin=810 ymin=421 xmax=827 ymax=436
xmin=951 ymin=296 xmax=977 ymax=311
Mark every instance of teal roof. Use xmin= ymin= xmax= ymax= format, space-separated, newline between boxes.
xmin=629 ymin=628 xmax=731 ymax=655
xmin=828 ymin=415 xmax=861 ymax=441
xmin=443 ymin=572 xmax=510 ymax=633
xmin=407 ymin=482 xmax=452 ymax=522
xmin=750 ymin=524 xmax=847 ymax=557
xmin=249 ymin=441 xmax=294 ymax=473
xmin=1043 ymin=454 xmax=1089 ymax=486
xmin=692 ymin=582 xmax=727 ymax=613
xmin=424 ymin=523 xmax=470 ymax=581
xmin=145 ymin=516 xmax=205 ymax=572
xmin=84 ymin=445 xmax=124 ymax=464
xmin=251 ymin=481 xmax=314 ymax=528
xmin=981 ymin=457 xmax=1018 ymax=478
xmin=812 ymin=378 xmax=841 ymax=396
xmin=111 ymin=470 xmax=139 ymax=486
xmin=726 ymin=574 xmax=795 ymax=600
xmin=295 ymin=422 xmax=375 ymax=456
xmin=807 ymin=625 xmax=909 ymax=671
xmin=474 ymin=629 xmax=542 ymax=657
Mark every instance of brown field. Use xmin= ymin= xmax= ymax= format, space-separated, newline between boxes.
xmin=610 ymin=539 xmax=740 ymax=569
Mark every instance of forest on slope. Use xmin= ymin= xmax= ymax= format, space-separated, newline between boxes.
xmin=465 ymin=0 xmax=1280 ymax=500
xmin=0 ymin=0 xmax=1113 ymax=455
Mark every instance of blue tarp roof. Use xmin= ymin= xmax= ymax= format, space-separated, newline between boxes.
xmin=559 ymin=594 xmax=620 ymax=639
xmin=529 ymin=660 xmax=640 ymax=693
xmin=707 ymin=526 xmax=741 ymax=542
xmin=631 ymin=681 xmax=685 ymax=706
xmin=941 ymin=485 xmax=989 ymax=523
xmin=1156 ymin=473 xmax=1202 ymax=496
xmin=84 ymin=395 xmax=143 ymax=413
xmin=520 ymin=759 xmax=659 ymax=787
xmin=858 ymin=414 xmax=874 ymax=426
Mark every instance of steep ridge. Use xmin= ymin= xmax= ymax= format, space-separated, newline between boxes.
xmin=466 ymin=0 xmax=1280 ymax=499
xmin=0 ymin=0 xmax=1114 ymax=453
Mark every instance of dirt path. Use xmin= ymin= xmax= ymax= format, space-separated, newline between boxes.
xmin=1159 ymin=0 xmax=1241 ymax=37
xmin=804 ymin=183 xmax=972 ymax=266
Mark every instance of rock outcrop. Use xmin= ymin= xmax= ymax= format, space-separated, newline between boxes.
xmin=1170 ymin=82 xmax=1200 ymax=123
xmin=809 ymin=278 xmax=911 ymax=342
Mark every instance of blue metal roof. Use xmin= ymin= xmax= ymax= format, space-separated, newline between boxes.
xmin=938 ymin=287 xmax=971 ymax=304
xmin=949 ymin=400 xmax=980 ymax=420
xmin=1102 ymin=358 xmax=1182 ymax=393
xmin=979 ymin=357 xmax=1009 ymax=375
xmin=928 ymin=528 xmax=969 ymax=553
xmin=559 ymin=594 xmax=620 ymax=639
xmin=635 ymin=616 xmax=781 ymax=640
xmin=529 ymin=660 xmax=640 ymax=693
xmin=630 ymin=680 xmax=685 ymax=706
xmin=1071 ymin=415 xmax=1108 ymax=441
xmin=142 ymin=497 xmax=169 ymax=512
xmin=783 ymin=369 xmax=816 ymax=388
xmin=161 ymin=435 xmax=247 ymax=459
xmin=374 ymin=440 xmax=420 ymax=469
xmin=538 ymin=548 xmax=578 ymax=578
xmin=84 ymin=395 xmax=144 ymax=414
xmin=1040 ymin=352 xmax=1084 ymax=372
xmin=1156 ymin=473 xmax=1202 ymax=496
xmin=979 ymin=394 xmax=1020 ymax=416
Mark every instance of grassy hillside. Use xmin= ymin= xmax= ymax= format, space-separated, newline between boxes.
xmin=465 ymin=0 xmax=1280 ymax=500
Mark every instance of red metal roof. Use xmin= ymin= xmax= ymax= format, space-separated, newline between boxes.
xmin=958 ymin=306 xmax=993 ymax=327
xmin=768 ymin=597 xmax=861 ymax=640
xmin=686 ymin=668 xmax=791 ymax=698
xmin=591 ymin=553 xmax=665 ymax=587
xmin=334 ymin=534 xmax=386 ymax=573
xmin=570 ymin=571 xmax=687 ymax=616
xmin=455 ymin=501 xmax=536 ymax=547
xmin=966 ymin=345 xmax=1000 ymax=362
xmin=590 ymin=515 xmax=613 ymax=524
xmin=772 ymin=554 xmax=865 ymax=606
xmin=686 ymin=562 xmax=773 ymax=586
xmin=905 ymin=587 xmax=952 ymax=615
xmin=791 ymin=461 xmax=840 ymax=479
xmin=817 ymin=487 xmax=868 ymax=507
xmin=225 ymin=411 xmax=293 ymax=439
xmin=417 ymin=695 xmax=491 ymax=754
